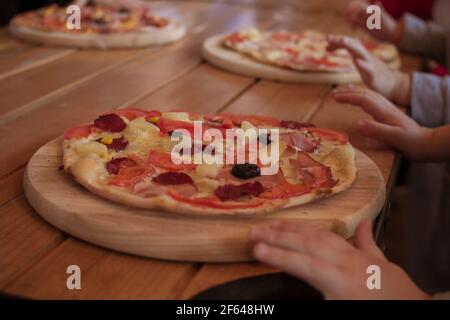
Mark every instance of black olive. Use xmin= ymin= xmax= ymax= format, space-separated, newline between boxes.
xmin=258 ymin=133 xmax=271 ymax=145
xmin=231 ymin=163 xmax=261 ymax=180
xmin=85 ymin=0 xmax=94 ymax=7
xmin=119 ymin=7 xmax=130 ymax=14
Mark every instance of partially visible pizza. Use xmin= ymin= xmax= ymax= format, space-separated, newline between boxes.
xmin=62 ymin=109 xmax=357 ymax=215
xmin=9 ymin=0 xmax=185 ymax=48
xmin=223 ymin=28 xmax=399 ymax=72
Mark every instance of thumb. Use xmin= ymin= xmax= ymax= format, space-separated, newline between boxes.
xmin=354 ymin=219 xmax=386 ymax=260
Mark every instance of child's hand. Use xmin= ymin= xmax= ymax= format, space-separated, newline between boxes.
xmin=250 ymin=219 xmax=429 ymax=300
xmin=333 ymin=86 xmax=432 ymax=160
xmin=345 ymin=0 xmax=401 ymax=43
xmin=327 ymin=35 xmax=411 ymax=106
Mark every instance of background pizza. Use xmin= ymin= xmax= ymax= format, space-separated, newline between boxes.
xmin=9 ymin=1 xmax=186 ymax=48
xmin=223 ymin=28 xmax=399 ymax=72
xmin=62 ymin=109 xmax=357 ymax=215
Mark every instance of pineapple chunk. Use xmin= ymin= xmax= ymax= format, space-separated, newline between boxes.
xmin=162 ymin=112 xmax=190 ymax=122
xmin=76 ymin=142 xmax=108 ymax=157
xmin=195 ymin=163 xmax=220 ymax=178
xmin=127 ymin=117 xmax=160 ymax=134
xmin=241 ymin=120 xmax=256 ymax=132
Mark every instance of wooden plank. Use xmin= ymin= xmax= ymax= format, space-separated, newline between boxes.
xmin=0 ymin=49 xmax=151 ymax=121
xmin=130 ymin=63 xmax=254 ymax=113
xmin=4 ymin=238 xmax=199 ymax=299
xmin=180 ymin=263 xmax=277 ymax=299
xmin=223 ymin=80 xmax=330 ymax=121
xmin=0 ymin=167 xmax=24 ymax=206
xmin=0 ymin=47 xmax=74 ymax=81
xmin=0 ymin=196 xmax=65 ymax=289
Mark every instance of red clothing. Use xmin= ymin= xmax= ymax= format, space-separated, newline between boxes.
xmin=371 ymin=0 xmax=434 ymax=19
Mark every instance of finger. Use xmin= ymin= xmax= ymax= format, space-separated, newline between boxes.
xmin=353 ymin=219 xmax=386 ymax=260
xmin=354 ymin=58 xmax=374 ymax=80
xmin=357 ymin=119 xmax=405 ymax=148
xmin=253 ymin=242 xmax=340 ymax=291
xmin=327 ymin=35 xmax=370 ymax=61
xmin=250 ymin=225 xmax=353 ymax=263
xmin=333 ymin=89 xmax=393 ymax=122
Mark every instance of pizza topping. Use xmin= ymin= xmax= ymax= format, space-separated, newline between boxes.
xmin=280 ymin=120 xmax=315 ymax=130
xmin=148 ymin=150 xmax=196 ymax=171
xmin=152 ymin=172 xmax=193 ymax=185
xmin=76 ymin=141 xmax=108 ymax=157
xmin=106 ymin=136 xmax=128 ymax=151
xmin=231 ymin=163 xmax=261 ymax=180
xmin=295 ymin=152 xmax=337 ymax=189
xmin=94 ymin=113 xmax=126 ymax=132
xmin=168 ymin=190 xmax=266 ymax=209
xmin=215 ymin=182 xmax=264 ymax=201
xmin=106 ymin=157 xmax=136 ymax=175
xmin=307 ymin=127 xmax=349 ymax=144
xmin=282 ymin=132 xmax=319 ymax=153
xmin=206 ymin=113 xmax=280 ymax=127
xmin=64 ymin=124 xmax=93 ymax=140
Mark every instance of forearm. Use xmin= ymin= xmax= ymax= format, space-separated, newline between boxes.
xmin=397 ymin=13 xmax=447 ymax=64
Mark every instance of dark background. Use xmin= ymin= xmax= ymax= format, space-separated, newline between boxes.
xmin=0 ymin=1 xmax=70 ymax=26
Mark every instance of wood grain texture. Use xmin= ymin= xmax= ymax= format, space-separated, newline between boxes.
xmin=24 ymin=137 xmax=385 ymax=262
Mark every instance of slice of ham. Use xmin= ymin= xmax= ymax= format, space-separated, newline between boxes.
xmin=295 ymin=152 xmax=337 ymax=189
xmin=133 ymin=178 xmax=197 ymax=198
xmin=280 ymin=132 xmax=319 ymax=153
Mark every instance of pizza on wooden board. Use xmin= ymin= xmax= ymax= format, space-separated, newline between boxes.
xmin=222 ymin=28 xmax=399 ymax=72
xmin=62 ymin=109 xmax=357 ymax=215
xmin=9 ymin=0 xmax=185 ymax=48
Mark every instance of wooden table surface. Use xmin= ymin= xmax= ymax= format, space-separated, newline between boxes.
xmin=0 ymin=1 xmax=421 ymax=299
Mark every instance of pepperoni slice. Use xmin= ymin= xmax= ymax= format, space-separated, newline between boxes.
xmin=94 ymin=113 xmax=126 ymax=132
xmin=64 ymin=124 xmax=93 ymax=140
xmin=147 ymin=150 xmax=196 ymax=171
xmin=280 ymin=120 xmax=315 ymax=130
xmin=307 ymin=127 xmax=348 ymax=144
xmin=152 ymin=172 xmax=193 ymax=185
xmin=214 ymin=182 xmax=264 ymax=201
xmin=105 ymin=137 xmax=128 ymax=151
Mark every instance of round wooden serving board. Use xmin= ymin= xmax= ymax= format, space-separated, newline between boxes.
xmin=24 ymin=137 xmax=386 ymax=262
xmin=203 ymin=34 xmax=401 ymax=85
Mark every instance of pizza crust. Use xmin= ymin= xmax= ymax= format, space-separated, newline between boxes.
xmin=202 ymin=34 xmax=400 ymax=84
xmin=9 ymin=20 xmax=186 ymax=49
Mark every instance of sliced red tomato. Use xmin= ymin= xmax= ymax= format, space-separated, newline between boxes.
xmin=307 ymin=127 xmax=349 ymax=144
xmin=259 ymin=181 xmax=310 ymax=199
xmin=147 ymin=150 xmax=196 ymax=171
xmin=167 ymin=190 xmax=266 ymax=209
xmin=64 ymin=124 xmax=93 ymax=140
xmin=205 ymin=113 xmax=281 ymax=127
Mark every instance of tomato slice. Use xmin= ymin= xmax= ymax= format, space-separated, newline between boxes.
xmin=147 ymin=150 xmax=196 ymax=171
xmin=64 ymin=124 xmax=93 ymax=140
xmin=307 ymin=127 xmax=349 ymax=144
xmin=108 ymin=154 xmax=154 ymax=187
xmin=167 ymin=190 xmax=266 ymax=209
xmin=259 ymin=181 xmax=309 ymax=199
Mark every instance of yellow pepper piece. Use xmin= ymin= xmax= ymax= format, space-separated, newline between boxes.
xmin=101 ymin=136 xmax=113 ymax=145
xmin=148 ymin=116 xmax=159 ymax=124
